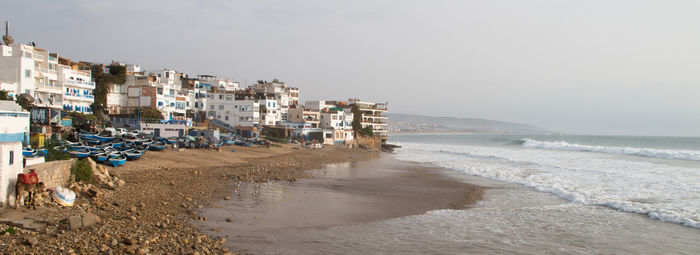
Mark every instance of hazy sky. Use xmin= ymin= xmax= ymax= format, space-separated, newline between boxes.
xmin=3 ymin=0 xmax=700 ymax=136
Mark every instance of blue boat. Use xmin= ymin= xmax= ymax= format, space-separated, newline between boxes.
xmin=22 ymin=148 xmax=37 ymax=157
xmin=108 ymin=154 xmax=126 ymax=167
xmin=121 ymin=150 xmax=142 ymax=160
xmin=234 ymin=139 xmax=253 ymax=147
xmin=95 ymin=135 xmax=114 ymax=143
xmin=165 ymin=137 xmax=178 ymax=144
xmin=82 ymin=137 xmax=101 ymax=145
xmin=69 ymin=148 xmax=91 ymax=158
xmin=79 ymin=129 xmax=98 ymax=135
xmin=91 ymin=153 xmax=109 ymax=163
xmin=112 ymin=141 xmax=124 ymax=148
xmin=149 ymin=141 xmax=166 ymax=151
xmin=37 ymin=148 xmax=48 ymax=156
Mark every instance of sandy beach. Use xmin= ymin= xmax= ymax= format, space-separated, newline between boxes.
xmin=195 ymin=158 xmax=484 ymax=253
xmin=0 ymin=144 xmax=378 ymax=254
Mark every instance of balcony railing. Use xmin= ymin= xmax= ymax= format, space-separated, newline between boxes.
xmin=64 ymin=79 xmax=96 ymax=88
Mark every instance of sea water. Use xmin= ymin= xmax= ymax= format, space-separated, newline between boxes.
xmin=203 ymin=133 xmax=700 ymax=254
xmin=391 ymin=133 xmax=700 ymax=229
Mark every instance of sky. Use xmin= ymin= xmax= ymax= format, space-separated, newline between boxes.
xmin=2 ymin=0 xmax=700 ymax=136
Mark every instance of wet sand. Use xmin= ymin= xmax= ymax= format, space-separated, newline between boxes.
xmin=195 ymin=157 xmax=484 ymax=253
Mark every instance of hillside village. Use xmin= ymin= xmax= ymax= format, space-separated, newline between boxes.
xmin=0 ymin=25 xmax=388 ymax=211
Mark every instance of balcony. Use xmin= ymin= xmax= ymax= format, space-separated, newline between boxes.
xmin=64 ymin=92 xmax=94 ymax=102
xmin=64 ymin=79 xmax=96 ymax=89
xmin=34 ymin=83 xmax=63 ymax=93
xmin=361 ymin=119 xmax=387 ymax=124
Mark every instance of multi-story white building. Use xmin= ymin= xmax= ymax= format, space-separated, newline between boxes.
xmin=58 ymin=64 xmax=94 ymax=113
xmin=207 ymin=92 xmax=259 ymax=127
xmin=349 ymin=99 xmax=389 ymax=139
xmin=319 ymin=107 xmax=353 ymax=130
xmin=0 ymin=44 xmax=39 ymax=99
xmin=259 ymin=98 xmax=281 ymax=126
xmin=252 ymin=80 xmax=297 ymax=122
xmin=106 ymin=63 xmax=140 ymax=115
xmin=122 ymin=69 xmax=186 ymax=120
xmin=288 ymin=106 xmax=320 ymax=128
xmin=0 ymin=44 xmax=95 ymax=113
xmin=0 ymin=100 xmax=29 ymax=206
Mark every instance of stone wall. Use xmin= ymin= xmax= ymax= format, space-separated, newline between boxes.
xmin=353 ymin=135 xmax=383 ymax=151
xmin=26 ymin=159 xmax=75 ymax=189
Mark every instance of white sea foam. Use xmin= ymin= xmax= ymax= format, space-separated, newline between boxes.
xmin=392 ymin=142 xmax=700 ymax=228
xmin=521 ymin=138 xmax=700 ymax=161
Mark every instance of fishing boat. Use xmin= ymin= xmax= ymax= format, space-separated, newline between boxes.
xmin=81 ymin=137 xmax=101 ymax=145
xmin=22 ymin=148 xmax=37 ymax=157
xmin=68 ymin=148 xmax=91 ymax=158
xmin=91 ymin=153 xmax=109 ymax=163
xmin=234 ymin=139 xmax=253 ymax=147
xmin=111 ymin=138 xmax=124 ymax=148
xmin=149 ymin=141 xmax=166 ymax=151
xmin=108 ymin=154 xmax=127 ymax=167
xmin=79 ymin=129 xmax=98 ymax=135
xmin=121 ymin=150 xmax=142 ymax=160
xmin=95 ymin=134 xmax=115 ymax=143
xmin=165 ymin=137 xmax=178 ymax=144
xmin=65 ymin=141 xmax=83 ymax=150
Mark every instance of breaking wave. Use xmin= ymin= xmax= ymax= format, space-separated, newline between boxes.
xmin=520 ymin=139 xmax=700 ymax=161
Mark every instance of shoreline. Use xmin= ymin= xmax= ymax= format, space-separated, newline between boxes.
xmin=0 ymin=144 xmax=379 ymax=254
xmin=194 ymin=157 xmax=485 ymax=253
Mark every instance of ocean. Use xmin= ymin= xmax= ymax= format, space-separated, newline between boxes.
xmin=200 ymin=133 xmax=700 ymax=254
xmin=391 ymin=133 xmax=700 ymax=229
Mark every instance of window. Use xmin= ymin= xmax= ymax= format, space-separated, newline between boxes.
xmin=158 ymin=101 xmax=163 ymax=106
xmin=25 ymin=69 xmax=31 ymax=78
xmin=225 ymin=116 xmax=229 ymax=121
xmin=218 ymin=105 xmax=223 ymax=110
xmin=194 ymin=102 xmax=198 ymax=108
xmin=157 ymin=88 xmax=163 ymax=95
xmin=9 ymin=151 xmax=14 ymax=165
xmin=209 ymin=105 xmax=214 ymax=110
xmin=219 ymin=95 xmax=223 ymax=99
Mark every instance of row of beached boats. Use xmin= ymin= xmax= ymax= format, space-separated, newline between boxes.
xmin=25 ymin=129 xmax=263 ymax=167
xmin=38 ymin=130 xmax=176 ymax=167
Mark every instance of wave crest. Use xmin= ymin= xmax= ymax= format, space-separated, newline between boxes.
xmin=520 ymin=139 xmax=700 ymax=161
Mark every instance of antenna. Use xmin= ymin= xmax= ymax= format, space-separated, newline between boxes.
xmin=2 ymin=21 xmax=13 ymax=46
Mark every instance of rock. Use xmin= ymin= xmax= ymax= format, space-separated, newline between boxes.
xmin=107 ymin=182 xmax=115 ymax=188
xmin=81 ymin=213 xmax=100 ymax=227
xmin=225 ymin=218 xmax=232 ymax=222
xmin=123 ymin=237 xmax=136 ymax=245
xmin=117 ymin=179 xmax=126 ymax=187
xmin=100 ymin=244 xmax=110 ymax=252
xmin=137 ymin=248 xmax=149 ymax=255
xmin=67 ymin=215 xmax=83 ymax=230
xmin=87 ymin=188 xmax=102 ymax=197
xmin=111 ymin=239 xmax=119 ymax=247
xmin=23 ymin=237 xmax=38 ymax=246
xmin=169 ymin=181 xmax=176 ymax=186
xmin=224 ymin=196 xmax=231 ymax=200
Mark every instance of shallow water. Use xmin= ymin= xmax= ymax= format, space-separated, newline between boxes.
xmin=196 ymin=157 xmax=700 ymax=254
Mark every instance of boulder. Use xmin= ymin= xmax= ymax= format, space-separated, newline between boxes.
xmin=67 ymin=215 xmax=83 ymax=230
xmin=81 ymin=213 xmax=100 ymax=227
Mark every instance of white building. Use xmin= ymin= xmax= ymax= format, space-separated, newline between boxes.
xmin=0 ymin=101 xmax=29 ymax=206
xmin=0 ymin=43 xmax=95 ymax=113
xmin=207 ymin=92 xmax=260 ymax=128
xmin=122 ymin=69 xmax=187 ymax=120
xmin=349 ymin=99 xmax=389 ymax=139
xmin=0 ymin=44 xmax=39 ymax=99
xmin=58 ymin=64 xmax=94 ymax=113
xmin=259 ymin=98 xmax=281 ymax=126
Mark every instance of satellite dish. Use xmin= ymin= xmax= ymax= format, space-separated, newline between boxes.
xmin=18 ymin=93 xmax=34 ymax=104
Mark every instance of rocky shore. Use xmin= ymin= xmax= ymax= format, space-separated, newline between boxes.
xmin=0 ymin=144 xmax=377 ymax=254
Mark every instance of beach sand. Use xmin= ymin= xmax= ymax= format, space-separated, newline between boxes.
xmin=195 ymin=158 xmax=484 ymax=253
xmin=0 ymin=144 xmax=377 ymax=254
